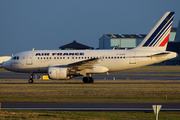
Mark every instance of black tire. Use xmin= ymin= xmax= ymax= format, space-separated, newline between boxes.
xmin=82 ymin=77 xmax=89 ymax=83
xmin=89 ymin=77 xmax=94 ymax=83
xmin=28 ymin=79 xmax=33 ymax=83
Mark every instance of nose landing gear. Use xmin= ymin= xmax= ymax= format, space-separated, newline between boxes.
xmin=28 ymin=78 xmax=33 ymax=83
xmin=28 ymin=73 xmax=34 ymax=83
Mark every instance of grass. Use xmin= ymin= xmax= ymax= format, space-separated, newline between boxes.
xmin=0 ymin=68 xmax=10 ymax=72
xmin=0 ymin=79 xmax=180 ymax=102
xmin=0 ymin=110 xmax=180 ymax=120
xmin=1 ymin=66 xmax=180 ymax=119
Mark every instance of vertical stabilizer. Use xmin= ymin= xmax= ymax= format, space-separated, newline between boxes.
xmin=135 ymin=12 xmax=175 ymax=51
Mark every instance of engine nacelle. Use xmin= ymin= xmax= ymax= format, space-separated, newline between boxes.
xmin=48 ymin=67 xmax=69 ymax=80
xmin=86 ymin=66 xmax=109 ymax=74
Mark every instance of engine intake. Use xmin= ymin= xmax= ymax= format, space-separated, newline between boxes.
xmin=48 ymin=67 xmax=73 ymax=80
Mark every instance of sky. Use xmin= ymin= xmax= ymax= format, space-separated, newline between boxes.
xmin=0 ymin=0 xmax=180 ymax=56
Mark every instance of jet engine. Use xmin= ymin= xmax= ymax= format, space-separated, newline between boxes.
xmin=48 ymin=67 xmax=75 ymax=80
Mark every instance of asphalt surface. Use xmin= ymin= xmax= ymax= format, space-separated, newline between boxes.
xmin=1 ymin=72 xmax=180 ymax=80
xmin=1 ymin=102 xmax=180 ymax=111
xmin=1 ymin=72 xmax=180 ymax=84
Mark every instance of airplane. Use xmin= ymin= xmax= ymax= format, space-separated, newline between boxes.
xmin=3 ymin=12 xmax=178 ymax=83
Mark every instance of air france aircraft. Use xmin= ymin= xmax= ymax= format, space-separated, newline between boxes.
xmin=3 ymin=12 xmax=178 ymax=83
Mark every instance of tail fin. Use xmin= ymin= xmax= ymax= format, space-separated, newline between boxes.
xmin=135 ymin=12 xmax=175 ymax=51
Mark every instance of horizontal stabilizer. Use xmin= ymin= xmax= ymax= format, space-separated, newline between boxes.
xmin=148 ymin=52 xmax=170 ymax=58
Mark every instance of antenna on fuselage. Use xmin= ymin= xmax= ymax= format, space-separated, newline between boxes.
xmin=32 ymin=48 xmax=35 ymax=51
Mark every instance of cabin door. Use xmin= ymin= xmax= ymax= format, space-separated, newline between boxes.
xmin=26 ymin=53 xmax=33 ymax=65
xmin=129 ymin=52 xmax=136 ymax=64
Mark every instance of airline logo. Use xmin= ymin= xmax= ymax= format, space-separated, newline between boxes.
xmin=143 ymin=12 xmax=174 ymax=47
xmin=35 ymin=52 xmax=84 ymax=56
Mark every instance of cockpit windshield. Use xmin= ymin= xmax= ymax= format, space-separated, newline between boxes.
xmin=11 ymin=56 xmax=19 ymax=60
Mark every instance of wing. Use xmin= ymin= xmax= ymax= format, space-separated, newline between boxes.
xmin=56 ymin=56 xmax=103 ymax=70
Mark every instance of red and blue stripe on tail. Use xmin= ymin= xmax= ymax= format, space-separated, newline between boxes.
xmin=136 ymin=12 xmax=175 ymax=51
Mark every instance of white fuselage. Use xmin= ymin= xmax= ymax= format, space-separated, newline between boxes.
xmin=3 ymin=49 xmax=177 ymax=74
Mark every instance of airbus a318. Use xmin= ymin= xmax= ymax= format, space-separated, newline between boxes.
xmin=3 ymin=12 xmax=178 ymax=83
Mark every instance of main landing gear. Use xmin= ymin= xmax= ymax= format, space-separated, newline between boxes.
xmin=82 ymin=76 xmax=94 ymax=83
xmin=28 ymin=73 xmax=34 ymax=83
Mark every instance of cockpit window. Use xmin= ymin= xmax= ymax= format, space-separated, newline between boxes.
xmin=12 ymin=56 xmax=20 ymax=60
xmin=13 ymin=56 xmax=16 ymax=60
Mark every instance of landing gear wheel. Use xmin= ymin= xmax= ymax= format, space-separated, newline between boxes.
xmin=28 ymin=78 xmax=34 ymax=83
xmin=28 ymin=73 xmax=34 ymax=83
xmin=82 ymin=77 xmax=89 ymax=83
xmin=82 ymin=77 xmax=94 ymax=83
xmin=89 ymin=77 xmax=94 ymax=83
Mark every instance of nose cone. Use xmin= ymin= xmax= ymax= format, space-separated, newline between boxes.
xmin=3 ymin=61 xmax=11 ymax=71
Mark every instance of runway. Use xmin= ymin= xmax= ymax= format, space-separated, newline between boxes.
xmin=1 ymin=71 xmax=180 ymax=80
xmin=1 ymin=81 xmax=180 ymax=84
xmin=1 ymin=71 xmax=180 ymax=84
xmin=1 ymin=102 xmax=180 ymax=111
